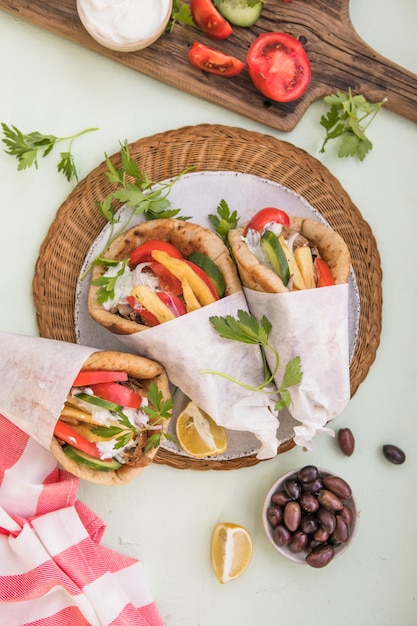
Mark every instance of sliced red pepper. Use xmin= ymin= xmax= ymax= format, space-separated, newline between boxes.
xmin=129 ymin=240 xmax=183 ymax=267
xmin=90 ymin=382 xmax=143 ymax=408
xmin=314 ymin=258 xmax=335 ymax=287
xmin=72 ymin=370 xmax=128 ymax=387
xmin=185 ymin=260 xmax=220 ymax=300
xmin=126 ymin=295 xmax=160 ymax=326
xmin=245 ymin=207 xmax=291 ymax=235
xmin=54 ymin=420 xmax=103 ymax=459
xmin=157 ymin=292 xmax=187 ymax=317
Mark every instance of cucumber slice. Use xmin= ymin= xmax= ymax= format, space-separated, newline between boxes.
xmin=63 ymin=445 xmax=122 ymax=471
xmin=187 ymin=251 xmax=225 ymax=298
xmin=215 ymin=0 xmax=263 ymax=27
xmin=75 ymin=392 xmax=123 ymax=413
xmin=261 ymin=230 xmax=291 ymax=285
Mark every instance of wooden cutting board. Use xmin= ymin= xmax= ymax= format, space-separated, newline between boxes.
xmin=1 ymin=0 xmax=416 ymax=131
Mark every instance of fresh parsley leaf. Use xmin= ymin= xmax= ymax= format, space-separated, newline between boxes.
xmin=203 ymin=311 xmax=303 ymax=410
xmin=319 ymin=88 xmax=385 ymax=160
xmin=91 ymin=258 xmax=128 ymax=303
xmin=208 ymin=199 xmax=240 ymax=245
xmin=141 ymin=382 xmax=174 ymax=450
xmin=1 ymin=122 xmax=98 ymax=181
xmin=166 ymin=0 xmax=195 ymax=32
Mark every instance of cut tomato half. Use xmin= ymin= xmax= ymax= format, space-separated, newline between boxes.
xmin=72 ymin=370 xmax=128 ymax=387
xmin=247 ymin=32 xmax=311 ymax=102
xmin=189 ymin=42 xmax=244 ymax=77
xmin=90 ymin=382 xmax=143 ymax=408
xmin=190 ymin=0 xmax=233 ymax=39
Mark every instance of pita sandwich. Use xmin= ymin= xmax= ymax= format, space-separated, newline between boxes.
xmin=88 ymin=218 xmax=242 ymax=335
xmin=51 ymin=351 xmax=171 ymax=485
xmin=228 ymin=216 xmax=351 ymax=293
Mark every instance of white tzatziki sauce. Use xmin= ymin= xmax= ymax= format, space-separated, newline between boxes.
xmin=243 ymin=222 xmax=284 ymax=269
xmin=102 ymin=262 xmax=159 ymax=311
xmin=77 ymin=0 xmax=171 ymax=47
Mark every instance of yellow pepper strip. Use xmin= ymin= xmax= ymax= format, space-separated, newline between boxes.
xmin=131 ymin=285 xmax=176 ymax=323
xmin=151 ymin=250 xmax=216 ymax=307
xmin=61 ymin=399 xmax=102 ymax=425
xmin=278 ymin=236 xmax=307 ymax=290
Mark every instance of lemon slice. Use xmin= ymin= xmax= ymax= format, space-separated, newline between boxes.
xmin=175 ymin=401 xmax=227 ymax=458
xmin=211 ymin=523 xmax=253 ymax=584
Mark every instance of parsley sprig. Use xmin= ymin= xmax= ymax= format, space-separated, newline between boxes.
xmin=166 ymin=0 xmax=195 ymax=32
xmin=202 ymin=310 xmax=303 ymax=411
xmin=208 ymin=198 xmax=240 ymax=246
xmin=91 ymin=382 xmax=175 ymax=453
xmin=319 ymin=89 xmax=386 ymax=161
xmin=1 ymin=122 xmax=98 ymax=181
xmin=90 ymin=257 xmax=128 ymax=304
xmin=80 ymin=140 xmax=191 ymax=279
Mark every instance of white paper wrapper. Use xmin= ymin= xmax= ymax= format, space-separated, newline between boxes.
xmin=113 ymin=291 xmax=281 ymax=459
xmin=0 ymin=333 xmax=96 ymax=448
xmin=243 ymin=284 xmax=350 ymax=449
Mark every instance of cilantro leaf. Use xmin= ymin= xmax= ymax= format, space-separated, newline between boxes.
xmin=319 ymin=88 xmax=385 ymax=160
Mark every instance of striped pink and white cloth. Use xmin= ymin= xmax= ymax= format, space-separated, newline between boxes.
xmin=0 ymin=414 xmax=164 ymax=626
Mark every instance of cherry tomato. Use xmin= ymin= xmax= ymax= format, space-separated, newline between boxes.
xmin=157 ymin=292 xmax=187 ymax=317
xmin=188 ymin=42 xmax=244 ymax=77
xmin=90 ymin=382 xmax=143 ymax=408
xmin=247 ymin=32 xmax=311 ymax=103
xmin=185 ymin=260 xmax=220 ymax=300
xmin=245 ymin=207 xmax=291 ymax=235
xmin=72 ymin=370 xmax=128 ymax=387
xmin=126 ymin=295 xmax=160 ymax=326
xmin=54 ymin=420 xmax=103 ymax=459
xmin=129 ymin=240 xmax=183 ymax=267
xmin=314 ymin=258 xmax=335 ymax=287
xmin=150 ymin=261 xmax=183 ymax=296
xmin=190 ymin=0 xmax=233 ymax=39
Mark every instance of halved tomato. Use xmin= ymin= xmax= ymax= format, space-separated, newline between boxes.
xmin=247 ymin=32 xmax=311 ymax=103
xmin=90 ymin=382 xmax=143 ymax=408
xmin=189 ymin=42 xmax=244 ymax=77
xmin=190 ymin=0 xmax=233 ymax=39
xmin=245 ymin=207 xmax=291 ymax=235
xmin=129 ymin=240 xmax=183 ymax=267
xmin=72 ymin=370 xmax=128 ymax=387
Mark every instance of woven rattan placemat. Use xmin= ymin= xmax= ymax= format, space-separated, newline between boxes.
xmin=33 ymin=124 xmax=382 ymax=470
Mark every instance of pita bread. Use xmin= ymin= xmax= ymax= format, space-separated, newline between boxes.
xmin=51 ymin=351 xmax=171 ymax=485
xmin=228 ymin=217 xmax=351 ymax=293
xmin=88 ymin=219 xmax=242 ymax=335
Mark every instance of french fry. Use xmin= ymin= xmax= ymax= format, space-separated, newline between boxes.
xmin=151 ymin=250 xmax=216 ymax=307
xmin=278 ymin=236 xmax=306 ymax=290
xmin=294 ymin=246 xmax=316 ymax=289
xmin=181 ymin=277 xmax=202 ymax=312
xmin=131 ymin=285 xmax=176 ymax=324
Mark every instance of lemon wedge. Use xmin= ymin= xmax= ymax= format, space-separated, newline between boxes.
xmin=211 ymin=523 xmax=253 ymax=584
xmin=175 ymin=401 xmax=227 ymax=458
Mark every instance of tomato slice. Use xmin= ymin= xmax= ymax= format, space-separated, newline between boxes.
xmin=129 ymin=240 xmax=183 ymax=267
xmin=188 ymin=42 xmax=244 ymax=77
xmin=247 ymin=32 xmax=311 ymax=103
xmin=157 ymin=292 xmax=187 ymax=317
xmin=72 ymin=370 xmax=128 ymax=387
xmin=314 ymin=258 xmax=335 ymax=287
xmin=90 ymin=382 xmax=143 ymax=408
xmin=185 ymin=260 xmax=220 ymax=300
xmin=150 ymin=261 xmax=183 ymax=296
xmin=54 ymin=420 xmax=103 ymax=459
xmin=190 ymin=0 xmax=233 ymax=39
xmin=126 ymin=295 xmax=160 ymax=326
xmin=245 ymin=207 xmax=291 ymax=235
